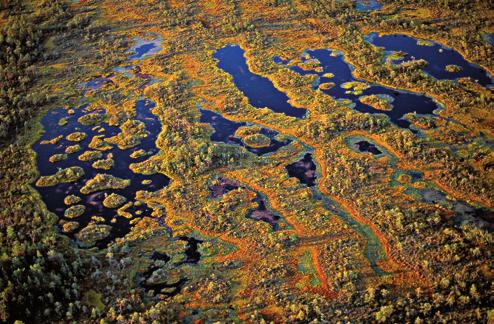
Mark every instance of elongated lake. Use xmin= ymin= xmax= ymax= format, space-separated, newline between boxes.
xmin=214 ymin=45 xmax=306 ymax=118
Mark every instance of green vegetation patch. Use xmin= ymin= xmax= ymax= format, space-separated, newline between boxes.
xmin=445 ymin=64 xmax=462 ymax=73
xmin=82 ymin=290 xmax=105 ymax=313
xmin=88 ymin=135 xmax=113 ymax=151
xmin=91 ymin=216 xmax=106 ymax=223
xmin=65 ymin=144 xmax=82 ymax=154
xmin=417 ymin=39 xmax=434 ymax=46
xmin=78 ymin=113 xmax=106 ymax=126
xmin=102 ymin=193 xmax=127 ymax=209
xmin=130 ymin=149 xmax=147 ymax=158
xmin=297 ymin=251 xmax=321 ymax=287
xmin=36 ymin=166 xmax=85 ymax=187
xmin=66 ymin=131 xmax=87 ymax=142
xmin=397 ymin=173 xmax=412 ymax=184
xmin=92 ymin=154 xmax=114 ymax=170
xmin=40 ymin=135 xmax=63 ymax=145
xmin=319 ymin=82 xmax=335 ymax=90
xmin=386 ymin=51 xmax=407 ymax=62
xmin=242 ymin=133 xmax=271 ymax=148
xmin=105 ymin=119 xmax=148 ymax=149
xmin=341 ymin=81 xmax=370 ymax=95
xmin=359 ymin=94 xmax=394 ymax=111
xmin=234 ymin=125 xmax=262 ymax=138
xmin=48 ymin=153 xmax=67 ymax=163
xmin=80 ymin=173 xmax=130 ymax=194
xmin=78 ymin=150 xmax=103 ymax=162
xmin=64 ymin=194 xmax=81 ymax=205
xmin=297 ymin=59 xmax=322 ymax=73
xmin=61 ymin=221 xmax=80 ymax=233
xmin=64 ymin=204 xmax=86 ymax=219
xmin=129 ymin=158 xmax=160 ymax=175
xmin=58 ymin=117 xmax=68 ymax=126
xmin=75 ymin=223 xmax=112 ymax=247
xmin=117 ymin=202 xmax=133 ymax=219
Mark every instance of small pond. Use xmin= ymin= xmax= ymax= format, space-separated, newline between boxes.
xmin=139 ymin=235 xmax=204 ymax=297
xmin=209 ymin=177 xmax=240 ymax=198
xmin=286 ymin=153 xmax=317 ymax=187
xmin=82 ymin=77 xmax=113 ymax=90
xmin=208 ymin=177 xmax=283 ymax=230
xmin=248 ymin=193 xmax=282 ymax=230
xmin=414 ymin=188 xmax=493 ymax=231
xmin=200 ymin=108 xmax=292 ymax=156
xmin=354 ymin=140 xmax=382 ymax=155
xmin=128 ymin=34 xmax=162 ymax=60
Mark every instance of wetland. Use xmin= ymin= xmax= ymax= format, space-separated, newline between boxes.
xmin=1 ymin=0 xmax=493 ymax=323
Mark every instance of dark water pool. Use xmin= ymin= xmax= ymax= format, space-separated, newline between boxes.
xmin=33 ymin=33 xmax=167 ymax=249
xmin=179 ymin=236 xmax=203 ymax=264
xmin=32 ymin=99 xmax=170 ymax=247
xmin=214 ymin=45 xmax=306 ymax=118
xmin=207 ymin=176 xmax=283 ymax=230
xmin=200 ymin=108 xmax=291 ymax=155
xmin=248 ymin=193 xmax=282 ymax=230
xmin=139 ymin=236 xmax=203 ymax=297
xmin=354 ymin=140 xmax=382 ymax=155
xmin=367 ymin=33 xmax=493 ymax=86
xmin=128 ymin=35 xmax=162 ymax=60
xmin=209 ymin=177 xmax=240 ymax=198
xmin=276 ymin=49 xmax=440 ymax=129
xmin=286 ymin=153 xmax=317 ymax=187
xmin=129 ymin=43 xmax=157 ymax=60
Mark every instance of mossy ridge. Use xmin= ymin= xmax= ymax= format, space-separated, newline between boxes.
xmin=61 ymin=221 xmax=80 ymax=233
xmin=78 ymin=112 xmax=106 ymax=126
xmin=78 ymin=150 xmax=103 ymax=162
xmin=65 ymin=144 xmax=82 ymax=154
xmin=359 ymin=94 xmax=394 ymax=111
xmin=64 ymin=204 xmax=85 ymax=219
xmin=36 ymin=166 xmax=85 ymax=187
xmin=66 ymin=131 xmax=87 ymax=142
xmin=75 ymin=223 xmax=112 ymax=247
xmin=105 ymin=119 xmax=148 ymax=150
xmin=242 ymin=133 xmax=271 ymax=148
xmin=64 ymin=194 xmax=82 ymax=205
xmin=80 ymin=173 xmax=130 ymax=195
xmin=88 ymin=135 xmax=113 ymax=151
xmin=49 ymin=153 xmax=68 ymax=163
xmin=91 ymin=154 xmax=114 ymax=170
xmin=102 ymin=193 xmax=127 ymax=209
